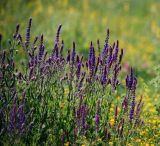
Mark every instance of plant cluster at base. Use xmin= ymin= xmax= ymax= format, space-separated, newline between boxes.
xmin=0 ymin=18 xmax=143 ymax=145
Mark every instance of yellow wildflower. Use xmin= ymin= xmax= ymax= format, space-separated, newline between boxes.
xmin=109 ymin=142 xmax=113 ymax=145
xmin=110 ymin=118 xmax=115 ymax=126
xmin=110 ymin=107 xmax=114 ymax=112
xmin=97 ymin=138 xmax=102 ymax=142
xmin=65 ymin=142 xmax=69 ymax=146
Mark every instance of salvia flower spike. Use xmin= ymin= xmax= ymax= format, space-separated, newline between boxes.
xmin=25 ymin=17 xmax=32 ymax=48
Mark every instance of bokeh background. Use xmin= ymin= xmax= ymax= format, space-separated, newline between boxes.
xmin=0 ymin=0 xmax=160 ymax=79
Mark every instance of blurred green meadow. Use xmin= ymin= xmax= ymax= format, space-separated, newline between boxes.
xmin=1 ymin=0 xmax=160 ymax=70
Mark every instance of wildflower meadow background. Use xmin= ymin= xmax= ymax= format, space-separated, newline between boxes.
xmin=0 ymin=0 xmax=160 ymax=145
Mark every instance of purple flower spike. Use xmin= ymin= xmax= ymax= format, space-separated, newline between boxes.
xmin=40 ymin=34 xmax=43 ymax=46
xmin=88 ymin=41 xmax=93 ymax=61
xmin=60 ymin=40 xmax=64 ymax=59
xmin=25 ymin=17 xmax=32 ymax=48
xmin=104 ymin=28 xmax=109 ymax=48
xmin=18 ymin=105 xmax=25 ymax=130
xmin=95 ymin=114 xmax=100 ymax=126
xmin=52 ymin=43 xmax=58 ymax=59
xmin=101 ymin=45 xmax=108 ymax=61
xmin=66 ymin=49 xmax=70 ymax=63
xmin=112 ymin=42 xmax=115 ymax=49
xmin=114 ymin=105 xmax=118 ymax=122
xmin=95 ymin=57 xmax=100 ymax=74
xmin=76 ymin=63 xmax=81 ymax=81
xmin=101 ymin=65 xmax=108 ymax=85
xmin=129 ymin=78 xmax=137 ymax=123
xmin=69 ymin=44 xmax=76 ymax=80
xmin=38 ymin=45 xmax=44 ymax=62
xmin=78 ymin=72 xmax=86 ymax=91
xmin=122 ymin=96 xmax=128 ymax=111
xmin=97 ymin=39 xmax=100 ymax=56
xmin=86 ymin=61 xmax=88 ymax=69
xmin=89 ymin=42 xmax=95 ymax=66
xmin=113 ymin=40 xmax=119 ymax=62
xmin=95 ymin=100 xmax=101 ymax=131
xmin=55 ymin=43 xmax=59 ymax=59
xmin=33 ymin=36 xmax=38 ymax=46
xmin=60 ymin=132 xmax=65 ymax=146
xmin=134 ymin=96 xmax=143 ymax=127
xmin=38 ymin=34 xmax=44 ymax=61
xmin=129 ymin=100 xmax=135 ymax=123
xmin=71 ymin=42 xmax=76 ymax=64
xmin=55 ymin=24 xmax=62 ymax=44
xmin=88 ymin=42 xmax=96 ymax=77
xmin=126 ymin=68 xmax=134 ymax=90
xmin=92 ymin=46 xmax=95 ymax=68
xmin=13 ymin=24 xmax=20 ymax=39
xmin=126 ymin=75 xmax=129 ymax=88
xmin=107 ymin=46 xmax=113 ymax=64
xmin=107 ymin=132 xmax=111 ymax=140
xmin=112 ymin=64 xmax=119 ymax=89
xmin=76 ymin=55 xmax=80 ymax=65
xmin=118 ymin=49 xmax=123 ymax=64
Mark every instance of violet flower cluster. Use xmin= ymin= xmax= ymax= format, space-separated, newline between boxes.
xmin=0 ymin=18 xmax=144 ymax=145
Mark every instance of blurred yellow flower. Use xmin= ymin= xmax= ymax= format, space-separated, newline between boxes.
xmin=110 ymin=107 xmax=114 ymax=112
xmin=97 ymin=138 xmax=102 ymax=142
xmin=65 ymin=142 xmax=69 ymax=146
xmin=110 ymin=118 xmax=114 ymax=126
